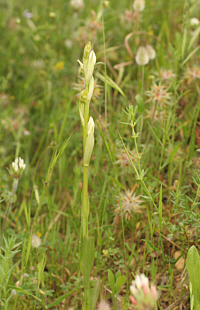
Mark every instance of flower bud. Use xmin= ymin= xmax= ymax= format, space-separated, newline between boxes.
xmin=79 ymin=89 xmax=88 ymax=126
xmin=135 ymin=46 xmax=149 ymax=66
xmin=83 ymin=41 xmax=91 ymax=59
xmin=84 ymin=117 xmax=94 ymax=166
xmin=80 ymin=89 xmax=88 ymax=103
xmin=88 ymin=75 xmax=94 ymax=102
xmin=83 ymin=42 xmax=91 ymax=72
xmin=85 ymin=50 xmax=96 ymax=83
xmin=133 ymin=0 xmax=145 ymax=12
xmin=146 ymin=44 xmax=156 ymax=60
xmin=31 ymin=233 xmax=41 ymax=248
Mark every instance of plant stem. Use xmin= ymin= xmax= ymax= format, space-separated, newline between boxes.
xmin=0 ymin=179 xmax=18 ymax=251
xmin=82 ymin=82 xmax=90 ymax=238
xmin=82 ymin=165 xmax=89 ymax=237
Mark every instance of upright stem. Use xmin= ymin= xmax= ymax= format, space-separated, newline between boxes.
xmin=82 ymin=165 xmax=89 ymax=237
xmin=0 ymin=179 xmax=18 ymax=251
xmin=82 ymin=83 xmax=90 ymax=238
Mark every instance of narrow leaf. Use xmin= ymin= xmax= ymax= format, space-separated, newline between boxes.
xmin=116 ymin=276 xmax=126 ymax=295
xmin=90 ymin=279 xmax=101 ymax=310
xmin=80 ymin=237 xmax=95 ymax=287
xmin=108 ymin=269 xmax=115 ymax=293
xmin=47 ymin=288 xmax=77 ymax=308
xmin=96 ymin=72 xmax=126 ymax=97
xmin=135 ymin=94 xmax=145 ymax=113
xmin=181 ymin=45 xmax=200 ymax=66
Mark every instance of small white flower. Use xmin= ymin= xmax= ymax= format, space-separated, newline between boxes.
xmin=19 ymin=157 xmax=26 ymax=170
xmin=31 ymin=234 xmax=41 ymax=248
xmin=133 ymin=0 xmax=145 ymax=12
xmin=10 ymin=157 xmax=26 ymax=178
xmin=23 ymin=9 xmax=33 ymax=19
xmin=49 ymin=12 xmax=56 ymax=18
xmin=135 ymin=46 xmax=149 ymax=66
xmin=190 ymin=17 xmax=199 ymax=26
xmin=70 ymin=0 xmax=84 ymax=10
xmin=24 ymin=130 xmax=31 ymax=136
xmin=146 ymin=44 xmax=156 ymax=60
xmin=64 ymin=39 xmax=73 ymax=49
xmin=11 ymin=289 xmax=17 ymax=296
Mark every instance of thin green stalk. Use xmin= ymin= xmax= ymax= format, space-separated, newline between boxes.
xmin=82 ymin=84 xmax=90 ymax=238
xmin=100 ymin=0 xmax=108 ymax=124
xmin=0 ymin=179 xmax=18 ymax=252
xmin=82 ymin=165 xmax=89 ymax=237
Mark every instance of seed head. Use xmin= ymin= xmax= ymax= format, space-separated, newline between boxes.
xmin=115 ymin=189 xmax=143 ymax=220
xmin=135 ymin=47 xmax=149 ymax=66
xmin=184 ymin=67 xmax=200 ymax=83
xmin=31 ymin=234 xmax=41 ymax=248
xmin=160 ymin=69 xmax=175 ymax=81
xmin=146 ymin=45 xmax=156 ymax=60
xmin=190 ymin=17 xmax=199 ymax=26
xmin=70 ymin=0 xmax=84 ymax=10
xmin=146 ymin=82 xmax=172 ymax=106
xmin=133 ymin=0 xmax=145 ymax=12
xmin=115 ymin=149 xmax=137 ymax=167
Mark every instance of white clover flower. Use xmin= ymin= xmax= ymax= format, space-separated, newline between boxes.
xmin=146 ymin=44 xmax=156 ymax=60
xmin=70 ymin=0 xmax=84 ymax=10
xmin=135 ymin=46 xmax=149 ymax=66
xmin=10 ymin=157 xmax=26 ymax=179
xmin=19 ymin=157 xmax=26 ymax=170
xmin=190 ymin=17 xmax=199 ymax=26
xmin=133 ymin=0 xmax=145 ymax=12
xmin=130 ymin=274 xmax=158 ymax=309
xmin=31 ymin=234 xmax=41 ymax=248
xmin=23 ymin=9 xmax=33 ymax=19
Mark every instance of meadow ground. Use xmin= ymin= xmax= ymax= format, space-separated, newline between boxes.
xmin=0 ymin=0 xmax=200 ymax=309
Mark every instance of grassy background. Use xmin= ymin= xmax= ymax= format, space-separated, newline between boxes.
xmin=0 ymin=0 xmax=200 ymax=309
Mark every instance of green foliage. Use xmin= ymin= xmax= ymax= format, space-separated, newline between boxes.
xmin=108 ymin=269 xmax=126 ymax=308
xmin=187 ymin=246 xmax=200 ymax=310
